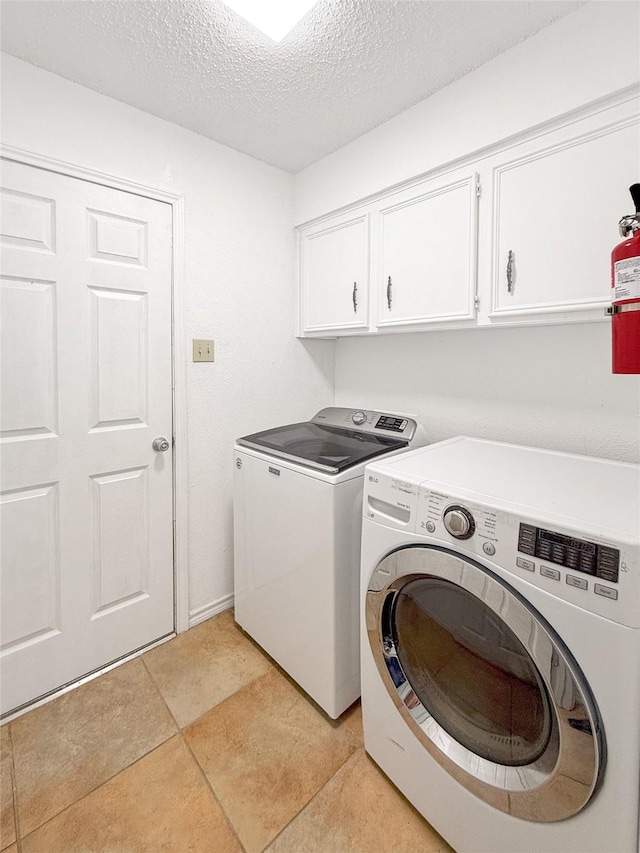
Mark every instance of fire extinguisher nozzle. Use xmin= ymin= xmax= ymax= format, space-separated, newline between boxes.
xmin=629 ymin=183 xmax=640 ymax=213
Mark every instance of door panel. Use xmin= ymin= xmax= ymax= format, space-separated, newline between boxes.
xmin=0 ymin=159 xmax=174 ymax=716
xmin=89 ymin=287 xmax=148 ymax=428
xmin=0 ymin=275 xmax=57 ymax=436
xmin=0 ymin=484 xmax=60 ymax=650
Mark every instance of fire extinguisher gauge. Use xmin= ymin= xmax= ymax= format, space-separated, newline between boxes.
xmin=618 ymin=183 xmax=640 ymax=237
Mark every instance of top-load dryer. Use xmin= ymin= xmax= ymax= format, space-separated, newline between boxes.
xmin=233 ymin=407 xmax=426 ymax=719
xmin=360 ymin=436 xmax=640 ymax=853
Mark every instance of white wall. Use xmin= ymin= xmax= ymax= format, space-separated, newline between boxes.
xmin=334 ymin=325 xmax=638 ymax=461
xmin=1 ymin=54 xmax=335 ymax=621
xmin=294 ymin=2 xmax=640 ymax=464
xmin=295 ymin=3 xmax=640 ymax=223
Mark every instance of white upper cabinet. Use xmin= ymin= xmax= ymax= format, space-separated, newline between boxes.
xmin=296 ymin=91 xmax=639 ymax=337
xmin=374 ymin=172 xmax=478 ymax=329
xmin=298 ymin=210 xmax=369 ymax=335
xmin=485 ymin=98 xmax=640 ymax=323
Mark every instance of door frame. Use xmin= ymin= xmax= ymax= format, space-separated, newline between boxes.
xmin=1 ymin=143 xmax=190 ymax=635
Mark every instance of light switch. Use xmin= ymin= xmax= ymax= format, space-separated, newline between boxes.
xmin=193 ymin=339 xmax=214 ymax=362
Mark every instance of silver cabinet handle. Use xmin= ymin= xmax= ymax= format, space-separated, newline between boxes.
xmin=506 ymin=250 xmax=515 ymax=294
xmin=152 ymin=436 xmax=170 ymax=452
xmin=352 ymin=281 xmax=358 ymax=313
xmin=387 ymin=275 xmax=392 ymax=311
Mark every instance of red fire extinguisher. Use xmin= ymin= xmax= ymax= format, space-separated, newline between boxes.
xmin=610 ymin=183 xmax=640 ymax=374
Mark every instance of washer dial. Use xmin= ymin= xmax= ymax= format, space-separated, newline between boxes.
xmin=352 ymin=411 xmax=367 ymax=425
xmin=443 ymin=505 xmax=476 ymax=540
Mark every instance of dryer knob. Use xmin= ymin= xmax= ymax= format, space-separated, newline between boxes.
xmin=352 ymin=410 xmax=367 ymax=425
xmin=443 ymin=505 xmax=476 ymax=540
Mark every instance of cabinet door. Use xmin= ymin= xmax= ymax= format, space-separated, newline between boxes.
xmin=376 ymin=173 xmax=478 ymax=329
xmin=299 ymin=212 xmax=369 ymax=335
xmin=490 ymin=105 xmax=640 ymax=319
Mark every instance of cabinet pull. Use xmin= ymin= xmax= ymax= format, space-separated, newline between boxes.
xmin=506 ymin=250 xmax=515 ymax=294
xmin=352 ymin=281 xmax=358 ymax=313
xmin=387 ymin=275 xmax=392 ymax=311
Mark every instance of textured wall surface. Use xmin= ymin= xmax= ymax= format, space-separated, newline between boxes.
xmin=295 ymin=2 xmax=640 ymax=222
xmin=0 ymin=0 xmax=582 ymax=172
xmin=295 ymin=2 xmax=640 ymax=464
xmin=1 ymin=53 xmax=335 ymax=618
xmin=335 ymin=324 xmax=639 ymax=464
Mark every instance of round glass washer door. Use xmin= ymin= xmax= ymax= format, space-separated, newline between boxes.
xmin=365 ymin=545 xmax=605 ymax=822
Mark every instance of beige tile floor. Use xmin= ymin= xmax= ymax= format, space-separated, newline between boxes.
xmin=0 ymin=610 xmax=453 ymax=853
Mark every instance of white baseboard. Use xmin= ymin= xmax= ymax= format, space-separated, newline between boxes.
xmin=189 ymin=593 xmax=234 ymax=628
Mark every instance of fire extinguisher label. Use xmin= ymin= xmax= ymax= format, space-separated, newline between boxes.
xmin=614 ymin=256 xmax=640 ymax=300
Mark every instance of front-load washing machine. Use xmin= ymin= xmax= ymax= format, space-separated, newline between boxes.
xmin=360 ymin=436 xmax=640 ymax=853
xmin=233 ymin=407 xmax=426 ymax=719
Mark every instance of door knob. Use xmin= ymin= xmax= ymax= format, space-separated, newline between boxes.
xmin=153 ymin=436 xmax=171 ymax=452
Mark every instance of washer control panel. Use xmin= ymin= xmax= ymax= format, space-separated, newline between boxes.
xmin=313 ymin=407 xmax=418 ymax=441
xmin=374 ymin=415 xmax=409 ymax=432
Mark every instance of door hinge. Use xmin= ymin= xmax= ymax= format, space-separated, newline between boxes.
xmin=474 ymin=294 xmax=480 ymax=310
xmin=476 ymin=180 xmax=482 ymax=198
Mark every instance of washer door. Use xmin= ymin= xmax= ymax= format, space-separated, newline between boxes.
xmin=366 ymin=546 xmax=605 ymax=822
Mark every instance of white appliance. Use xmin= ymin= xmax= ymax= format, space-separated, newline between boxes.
xmin=360 ymin=436 xmax=640 ymax=853
xmin=233 ymin=407 xmax=426 ymax=719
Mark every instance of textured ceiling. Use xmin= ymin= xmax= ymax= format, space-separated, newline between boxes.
xmin=1 ymin=0 xmax=585 ymax=172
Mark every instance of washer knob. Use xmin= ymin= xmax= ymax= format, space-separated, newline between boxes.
xmin=443 ymin=505 xmax=475 ymax=540
xmin=352 ymin=411 xmax=367 ymax=425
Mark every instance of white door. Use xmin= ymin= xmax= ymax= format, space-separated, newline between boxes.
xmin=299 ymin=210 xmax=369 ymax=334
xmin=0 ymin=159 xmax=174 ymax=716
xmin=376 ymin=172 xmax=478 ymax=328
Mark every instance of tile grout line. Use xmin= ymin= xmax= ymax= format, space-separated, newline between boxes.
xmin=261 ymin=743 xmax=364 ymax=853
xmin=14 ymin=660 xmax=179 ymax=843
xmin=140 ymin=656 xmax=248 ymax=853
xmin=148 ymin=662 xmax=276 ymax=733
xmin=179 ymin=731 xmax=248 ymax=853
xmin=139 ymin=655 xmax=182 ymax=732
xmin=7 ymin=723 xmax=23 ymax=853
xmin=142 ymin=646 xmax=362 ymax=853
xmin=254 ymin=693 xmax=363 ymax=852
xmin=15 ymin=736 xmax=187 ymax=847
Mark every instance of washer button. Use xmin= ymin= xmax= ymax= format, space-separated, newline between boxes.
xmin=425 ymin=521 xmax=436 ymax=533
xmin=482 ymin=542 xmax=496 ymax=556
xmin=566 ymin=575 xmax=588 ymax=590
xmin=594 ymin=583 xmax=618 ymax=600
xmin=516 ymin=557 xmax=535 ymax=572
xmin=540 ymin=566 xmax=561 ymax=581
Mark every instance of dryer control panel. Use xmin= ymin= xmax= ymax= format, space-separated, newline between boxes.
xmin=518 ymin=524 xmax=620 ymax=584
xmin=413 ymin=490 xmax=639 ymax=628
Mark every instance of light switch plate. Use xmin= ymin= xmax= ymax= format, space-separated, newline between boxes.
xmin=193 ymin=339 xmax=214 ymax=362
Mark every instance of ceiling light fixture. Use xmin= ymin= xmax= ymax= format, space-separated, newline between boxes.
xmin=222 ymin=0 xmax=319 ymax=43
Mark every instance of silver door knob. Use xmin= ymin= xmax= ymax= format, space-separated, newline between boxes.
xmin=153 ymin=436 xmax=170 ymax=452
